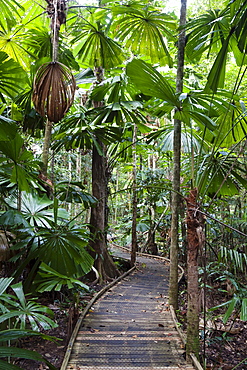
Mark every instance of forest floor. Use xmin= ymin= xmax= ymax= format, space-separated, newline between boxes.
xmin=178 ymin=280 xmax=247 ymax=370
xmin=13 ymin=262 xmax=247 ymax=370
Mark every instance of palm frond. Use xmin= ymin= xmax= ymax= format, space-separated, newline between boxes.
xmin=0 ymin=51 xmax=27 ymax=102
xmin=72 ymin=22 xmax=125 ymax=69
xmin=112 ymin=5 xmax=176 ymax=66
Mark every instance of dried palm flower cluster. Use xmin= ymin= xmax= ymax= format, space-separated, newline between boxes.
xmin=45 ymin=0 xmax=67 ymax=29
xmin=32 ymin=61 xmax=76 ymax=123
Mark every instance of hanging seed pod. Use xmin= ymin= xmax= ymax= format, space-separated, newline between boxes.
xmin=32 ymin=61 xmax=76 ymax=123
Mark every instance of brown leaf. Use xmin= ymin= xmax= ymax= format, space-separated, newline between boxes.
xmin=32 ymin=62 xmax=76 ymax=123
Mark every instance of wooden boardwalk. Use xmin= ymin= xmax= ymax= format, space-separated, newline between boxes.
xmin=62 ymin=247 xmax=195 ymax=370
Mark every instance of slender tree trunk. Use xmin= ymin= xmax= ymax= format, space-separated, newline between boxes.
xmin=41 ymin=119 xmax=53 ymax=175
xmin=186 ymin=188 xmax=205 ymax=360
xmin=41 ymin=0 xmax=64 ymax=175
xmin=168 ymin=0 xmax=187 ymax=309
xmin=131 ymin=124 xmax=138 ymax=266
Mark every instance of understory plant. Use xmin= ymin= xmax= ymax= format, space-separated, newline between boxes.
xmin=0 ymin=329 xmax=57 ymax=370
xmin=0 ymin=277 xmax=57 ymax=331
xmin=0 ymin=278 xmax=58 ymax=370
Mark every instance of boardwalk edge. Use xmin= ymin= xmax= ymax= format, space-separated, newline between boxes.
xmin=60 ymin=262 xmax=136 ymax=370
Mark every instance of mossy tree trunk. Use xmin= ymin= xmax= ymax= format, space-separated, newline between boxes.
xmin=186 ymin=188 xmax=205 ymax=360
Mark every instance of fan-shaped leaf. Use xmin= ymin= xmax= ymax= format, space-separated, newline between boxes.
xmin=72 ymin=21 xmax=125 ymax=69
xmin=112 ymin=5 xmax=175 ymax=66
xmin=0 ymin=51 xmax=27 ymax=102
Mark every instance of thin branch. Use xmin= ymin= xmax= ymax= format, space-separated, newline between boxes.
xmin=199 ymin=209 xmax=247 ymax=238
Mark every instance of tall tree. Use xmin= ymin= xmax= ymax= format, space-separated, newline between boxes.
xmin=131 ymin=123 xmax=138 ymax=266
xmin=70 ymin=7 xmax=126 ymax=279
xmin=168 ymin=0 xmax=187 ymax=310
xmin=90 ymin=67 xmax=120 ymax=280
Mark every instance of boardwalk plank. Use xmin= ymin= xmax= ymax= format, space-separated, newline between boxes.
xmin=64 ymin=248 xmax=195 ymax=370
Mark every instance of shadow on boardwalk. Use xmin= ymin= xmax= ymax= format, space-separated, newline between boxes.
xmin=63 ymin=247 xmax=195 ymax=370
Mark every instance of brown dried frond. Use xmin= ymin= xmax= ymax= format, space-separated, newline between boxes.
xmin=32 ymin=62 xmax=76 ymax=123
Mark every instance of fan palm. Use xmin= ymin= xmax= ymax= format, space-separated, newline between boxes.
xmin=0 ymin=0 xmax=23 ymax=32
xmin=0 ymin=51 xmax=27 ymax=103
xmin=186 ymin=0 xmax=247 ymax=92
xmin=126 ymin=58 xmax=247 ymax=197
xmin=0 ymin=130 xmax=40 ymax=192
xmin=72 ymin=18 xmax=126 ymax=69
xmin=112 ymin=3 xmax=176 ymax=67
xmin=30 ymin=0 xmax=76 ymax=174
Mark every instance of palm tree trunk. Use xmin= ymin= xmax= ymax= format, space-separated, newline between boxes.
xmin=41 ymin=0 xmax=65 ymax=175
xmin=168 ymin=0 xmax=187 ymax=309
xmin=185 ymin=188 xmax=204 ymax=360
xmin=41 ymin=119 xmax=53 ymax=175
xmin=131 ymin=123 xmax=138 ymax=266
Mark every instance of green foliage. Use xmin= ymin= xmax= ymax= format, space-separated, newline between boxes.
xmin=0 ymin=329 xmax=57 ymax=370
xmin=185 ymin=0 xmax=247 ymax=92
xmin=186 ymin=8 xmax=231 ymax=62
xmin=112 ymin=3 xmax=176 ymax=66
xmin=0 ymin=0 xmax=23 ymax=31
xmin=0 ymin=51 xmax=27 ymax=102
xmin=210 ymin=286 xmax=247 ymax=323
xmin=219 ymin=246 xmax=247 ymax=274
xmin=5 ymin=191 xmax=68 ymax=227
xmin=196 ymin=150 xmax=247 ymax=197
xmin=36 ymin=263 xmax=89 ymax=292
xmin=0 ymin=278 xmax=57 ymax=331
xmin=55 ymin=181 xmax=97 ymax=208
xmin=0 ymin=191 xmax=94 ymax=290
xmin=35 ymin=225 xmax=93 ymax=276
xmin=53 ymin=105 xmax=125 ymax=152
xmin=72 ymin=15 xmax=125 ymax=69
xmin=126 ymin=58 xmax=178 ymax=107
xmin=203 ymin=262 xmax=247 ymax=323
xmin=0 ymin=128 xmax=40 ymax=192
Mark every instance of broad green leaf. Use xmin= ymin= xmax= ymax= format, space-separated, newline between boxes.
xmin=185 ymin=8 xmax=230 ymax=62
xmin=0 ymin=117 xmax=17 ymax=140
xmin=0 ymin=347 xmax=56 ymax=370
xmin=0 ymin=0 xmax=23 ymax=31
xmin=223 ymin=296 xmax=238 ymax=323
xmin=72 ymin=21 xmax=125 ymax=69
xmin=240 ymin=298 xmax=247 ymax=321
xmin=11 ymin=282 xmax=26 ymax=308
xmin=126 ymin=59 xmax=178 ymax=107
xmin=205 ymin=34 xmax=231 ymax=92
xmin=36 ymin=262 xmax=89 ymax=292
xmin=5 ymin=192 xmax=69 ymax=227
xmin=112 ymin=5 xmax=175 ymax=66
xmin=0 ymin=51 xmax=27 ymax=102
xmin=36 ymin=227 xmax=94 ymax=276
xmin=0 ymin=277 xmax=14 ymax=295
